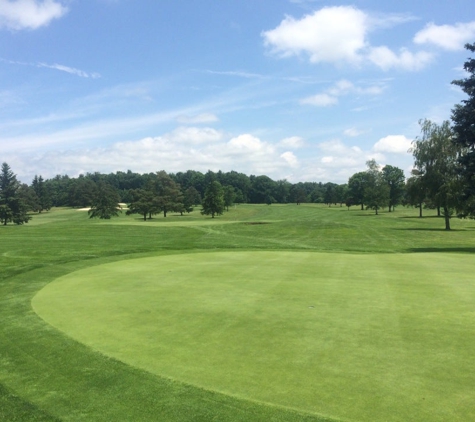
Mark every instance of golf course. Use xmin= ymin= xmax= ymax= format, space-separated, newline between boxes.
xmin=1 ymin=204 xmax=475 ymax=421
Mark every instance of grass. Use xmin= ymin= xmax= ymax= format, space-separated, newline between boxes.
xmin=1 ymin=204 xmax=475 ymax=421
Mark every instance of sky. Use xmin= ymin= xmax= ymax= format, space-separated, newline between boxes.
xmin=1 ymin=0 xmax=475 ymax=184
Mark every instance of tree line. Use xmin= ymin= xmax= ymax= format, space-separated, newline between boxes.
xmin=1 ymin=43 xmax=474 ymax=228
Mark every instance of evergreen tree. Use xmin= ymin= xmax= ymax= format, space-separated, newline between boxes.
xmin=88 ymin=182 xmax=122 ymax=219
xmin=0 ymin=163 xmax=31 ymax=225
xmin=452 ymin=42 xmax=475 ymax=216
xmin=201 ymin=181 xmax=225 ymax=218
xmin=31 ymin=175 xmax=52 ymax=212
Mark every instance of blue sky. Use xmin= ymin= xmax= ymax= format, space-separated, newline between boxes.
xmin=1 ymin=0 xmax=474 ymax=183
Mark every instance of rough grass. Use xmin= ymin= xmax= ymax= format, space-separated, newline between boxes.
xmin=1 ymin=204 xmax=475 ymax=421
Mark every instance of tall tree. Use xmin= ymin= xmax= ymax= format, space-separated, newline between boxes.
xmin=410 ymin=119 xmax=462 ymax=230
xmin=201 ymin=181 xmax=225 ymax=218
xmin=452 ymin=42 xmax=475 ymax=216
xmin=182 ymin=186 xmax=201 ymax=213
xmin=88 ymin=182 xmax=122 ymax=219
xmin=348 ymin=171 xmax=370 ymax=210
xmin=154 ymin=171 xmax=184 ymax=217
xmin=223 ymin=185 xmax=236 ymax=211
xmin=405 ymin=175 xmax=426 ymax=218
xmin=364 ymin=160 xmax=390 ymax=215
xmin=382 ymin=165 xmax=405 ymax=212
xmin=0 ymin=163 xmax=31 ymax=225
xmin=31 ymin=175 xmax=52 ymax=212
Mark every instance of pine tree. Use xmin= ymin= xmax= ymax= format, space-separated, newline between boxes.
xmin=0 ymin=163 xmax=31 ymax=225
xmin=452 ymin=42 xmax=475 ymax=216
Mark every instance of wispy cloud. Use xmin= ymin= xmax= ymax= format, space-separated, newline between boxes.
xmin=176 ymin=113 xmax=219 ymax=124
xmin=2 ymin=58 xmax=101 ymax=78
xmin=301 ymin=79 xmax=386 ymax=107
xmin=204 ymin=69 xmax=267 ymax=79
xmin=37 ymin=62 xmax=101 ymax=78
xmin=0 ymin=0 xmax=67 ymax=31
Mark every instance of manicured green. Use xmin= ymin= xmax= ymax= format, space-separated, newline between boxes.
xmin=1 ymin=204 xmax=475 ymax=421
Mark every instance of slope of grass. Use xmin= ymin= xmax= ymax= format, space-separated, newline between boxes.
xmin=33 ymin=251 xmax=475 ymax=421
xmin=1 ymin=204 xmax=475 ymax=421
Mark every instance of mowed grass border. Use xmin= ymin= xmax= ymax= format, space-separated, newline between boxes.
xmin=1 ymin=204 xmax=475 ymax=421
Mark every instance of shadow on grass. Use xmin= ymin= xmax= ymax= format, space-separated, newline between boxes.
xmin=399 ymin=215 xmax=442 ymax=219
xmin=408 ymin=247 xmax=475 ymax=254
xmin=392 ymin=227 xmax=466 ymax=232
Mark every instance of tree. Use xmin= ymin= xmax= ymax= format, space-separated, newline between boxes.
xmin=201 ymin=181 xmax=225 ymax=218
xmin=88 ymin=182 xmax=122 ymax=219
xmin=410 ymin=119 xmax=462 ymax=230
xmin=223 ymin=185 xmax=236 ymax=211
xmin=323 ymin=183 xmax=337 ymax=206
xmin=452 ymin=42 xmax=475 ymax=217
xmin=364 ymin=159 xmax=390 ymax=215
xmin=31 ymin=175 xmax=52 ymax=212
xmin=154 ymin=171 xmax=184 ymax=217
xmin=0 ymin=163 xmax=31 ymax=225
xmin=334 ymin=184 xmax=348 ymax=207
xmin=182 ymin=186 xmax=201 ymax=213
xmin=405 ymin=175 xmax=426 ymax=218
xmin=292 ymin=186 xmax=307 ymax=205
xmin=126 ymin=188 xmax=159 ymax=221
xmin=348 ymin=171 xmax=370 ymax=210
xmin=382 ymin=165 xmax=405 ymax=212
xmin=68 ymin=177 xmax=97 ymax=208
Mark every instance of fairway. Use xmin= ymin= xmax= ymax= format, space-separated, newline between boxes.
xmin=33 ymin=251 xmax=475 ymax=422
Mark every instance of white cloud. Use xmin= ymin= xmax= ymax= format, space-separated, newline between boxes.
xmin=0 ymin=0 xmax=67 ymax=30
xmin=414 ymin=21 xmax=475 ymax=51
xmin=368 ymin=47 xmax=434 ymax=71
xmin=263 ymin=6 xmax=433 ymax=72
xmin=300 ymin=93 xmax=338 ymax=107
xmin=262 ymin=6 xmax=368 ymax=65
xmin=301 ymin=79 xmax=386 ymax=107
xmin=164 ymin=126 xmax=224 ymax=144
xmin=11 ymin=130 xmax=301 ymax=181
xmin=176 ymin=113 xmax=219 ymax=124
xmin=280 ymin=151 xmax=299 ymax=167
xmin=373 ymin=135 xmax=412 ymax=154
xmin=278 ymin=136 xmax=304 ymax=148
xmin=344 ymin=128 xmax=365 ymax=137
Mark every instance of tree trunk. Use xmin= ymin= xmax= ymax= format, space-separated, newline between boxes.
xmin=388 ymin=202 xmax=391 ymax=212
xmin=143 ymin=213 xmax=147 ymax=221
xmin=375 ymin=206 xmax=378 ymax=215
xmin=361 ymin=203 xmax=364 ymax=210
xmin=419 ymin=203 xmax=422 ymax=218
xmin=444 ymin=206 xmax=451 ymax=230
xmin=437 ymin=206 xmax=441 ymax=217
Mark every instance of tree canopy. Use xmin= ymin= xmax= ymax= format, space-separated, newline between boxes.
xmin=452 ymin=42 xmax=475 ymax=217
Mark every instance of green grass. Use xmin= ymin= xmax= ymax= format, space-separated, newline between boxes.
xmin=1 ymin=204 xmax=475 ymax=421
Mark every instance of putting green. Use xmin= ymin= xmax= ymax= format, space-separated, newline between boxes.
xmin=32 ymin=252 xmax=475 ymax=421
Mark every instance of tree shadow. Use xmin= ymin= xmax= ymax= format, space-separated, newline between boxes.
xmin=391 ymin=227 xmax=465 ymax=232
xmin=399 ymin=215 xmax=441 ymax=219
xmin=407 ymin=247 xmax=475 ymax=254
